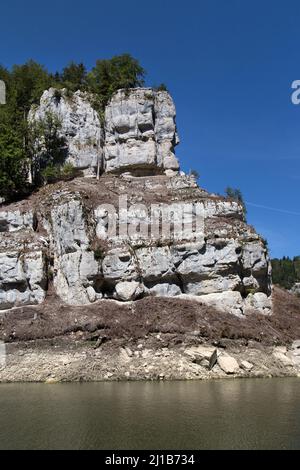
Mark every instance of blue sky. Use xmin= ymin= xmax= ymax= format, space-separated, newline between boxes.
xmin=1 ymin=0 xmax=299 ymax=258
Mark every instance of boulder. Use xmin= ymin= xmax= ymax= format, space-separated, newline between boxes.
xmin=291 ymin=283 xmax=300 ymax=295
xmin=115 ymin=281 xmax=141 ymax=301
xmin=150 ymin=283 xmax=182 ymax=297
xmin=217 ymin=355 xmax=240 ymax=374
xmin=86 ymin=286 xmax=97 ymax=303
xmin=244 ymin=292 xmax=272 ymax=316
xmin=185 ymin=346 xmax=218 ymax=369
xmin=0 ymin=87 xmax=271 ymax=312
xmin=240 ymin=360 xmax=254 ymax=371
xmin=196 ymin=291 xmax=244 ymax=317
xmin=291 ymin=340 xmax=300 ymax=350
xmin=273 ymin=350 xmax=294 ymax=366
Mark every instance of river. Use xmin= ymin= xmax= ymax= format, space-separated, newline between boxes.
xmin=0 ymin=378 xmax=299 ymax=449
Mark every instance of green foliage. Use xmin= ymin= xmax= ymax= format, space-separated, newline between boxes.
xmin=41 ymin=164 xmax=61 ymax=184
xmin=93 ymin=247 xmax=104 ymax=261
xmin=225 ymin=187 xmax=247 ymax=216
xmin=0 ymin=60 xmax=57 ymax=199
xmin=53 ymin=89 xmax=63 ymax=102
xmin=0 ymin=121 xmax=28 ymax=199
xmin=27 ymin=111 xmax=66 ymax=184
xmin=87 ymin=53 xmax=146 ymax=110
xmin=61 ymin=162 xmax=76 ymax=177
xmin=154 ymin=83 xmax=168 ymax=92
xmin=61 ymin=62 xmax=87 ymax=92
xmin=10 ymin=60 xmax=54 ymax=114
xmin=271 ymin=256 xmax=300 ymax=290
xmin=42 ymin=162 xmax=76 ymax=184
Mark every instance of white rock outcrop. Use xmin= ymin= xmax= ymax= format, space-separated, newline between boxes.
xmin=29 ymin=87 xmax=180 ymax=176
xmin=104 ymin=88 xmax=179 ymax=174
xmin=0 ymin=174 xmax=272 ymax=314
xmin=0 ymin=233 xmax=46 ymax=310
xmin=44 ymin=192 xmax=101 ymax=305
xmin=291 ymin=283 xmax=300 ymax=295
xmin=0 ymin=210 xmax=35 ymax=233
xmin=29 ymin=88 xmax=103 ymax=175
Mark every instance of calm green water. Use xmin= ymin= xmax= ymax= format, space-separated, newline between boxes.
xmin=0 ymin=378 xmax=300 ymax=449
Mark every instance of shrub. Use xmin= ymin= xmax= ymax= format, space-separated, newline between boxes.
xmin=53 ymin=89 xmax=62 ymax=102
xmin=61 ymin=162 xmax=75 ymax=178
xmin=93 ymin=248 xmax=104 ymax=261
xmin=41 ymin=165 xmax=60 ymax=184
xmin=225 ymin=186 xmax=247 ymax=216
xmin=154 ymin=83 xmax=168 ymax=92
xmin=190 ymin=169 xmax=200 ymax=180
xmin=41 ymin=162 xmax=76 ymax=184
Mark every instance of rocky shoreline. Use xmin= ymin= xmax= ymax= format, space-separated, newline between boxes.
xmin=1 ymin=286 xmax=300 ymax=383
xmin=1 ymin=338 xmax=300 ymax=383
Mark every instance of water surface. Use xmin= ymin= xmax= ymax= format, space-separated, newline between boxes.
xmin=0 ymin=378 xmax=299 ymax=449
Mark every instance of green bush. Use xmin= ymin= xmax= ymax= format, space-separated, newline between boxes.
xmin=61 ymin=162 xmax=75 ymax=177
xmin=93 ymin=246 xmax=104 ymax=261
xmin=53 ymin=89 xmax=62 ymax=102
xmin=271 ymin=256 xmax=300 ymax=290
xmin=41 ymin=165 xmax=60 ymax=184
xmin=154 ymin=83 xmax=168 ymax=92
xmin=41 ymin=162 xmax=76 ymax=184
xmin=225 ymin=186 xmax=247 ymax=216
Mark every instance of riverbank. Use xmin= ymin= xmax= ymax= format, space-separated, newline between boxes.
xmin=0 ymin=287 xmax=300 ymax=382
xmin=1 ymin=337 xmax=300 ymax=383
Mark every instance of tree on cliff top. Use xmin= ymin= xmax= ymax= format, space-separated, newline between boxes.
xmin=225 ymin=187 xmax=247 ymax=216
xmin=87 ymin=54 xmax=146 ymax=109
xmin=61 ymin=62 xmax=88 ymax=92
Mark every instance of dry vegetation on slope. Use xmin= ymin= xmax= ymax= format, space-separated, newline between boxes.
xmin=1 ymin=287 xmax=299 ymax=347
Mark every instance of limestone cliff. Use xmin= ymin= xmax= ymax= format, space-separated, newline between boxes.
xmin=28 ymin=89 xmax=103 ymax=176
xmin=0 ymin=87 xmax=272 ymax=316
xmin=29 ymin=87 xmax=179 ymax=176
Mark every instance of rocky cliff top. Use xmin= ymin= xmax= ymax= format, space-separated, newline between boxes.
xmin=29 ymin=87 xmax=180 ymax=177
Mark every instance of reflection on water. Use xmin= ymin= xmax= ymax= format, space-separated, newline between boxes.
xmin=0 ymin=378 xmax=300 ymax=449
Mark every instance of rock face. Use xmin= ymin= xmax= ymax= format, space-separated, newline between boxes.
xmin=104 ymin=88 xmax=179 ymax=174
xmin=29 ymin=87 xmax=179 ymax=176
xmin=0 ymin=87 xmax=272 ymax=315
xmin=28 ymin=88 xmax=103 ymax=175
xmin=0 ymin=231 xmax=47 ymax=310
xmin=0 ymin=173 xmax=272 ymax=315
xmin=291 ymin=283 xmax=300 ymax=296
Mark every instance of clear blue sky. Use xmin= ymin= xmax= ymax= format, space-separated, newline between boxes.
xmin=1 ymin=0 xmax=300 ymax=258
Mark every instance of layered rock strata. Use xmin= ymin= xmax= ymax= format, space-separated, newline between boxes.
xmin=0 ymin=174 xmax=272 ymax=316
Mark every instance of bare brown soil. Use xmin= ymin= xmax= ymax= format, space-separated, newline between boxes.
xmin=1 ymin=287 xmax=299 ymax=348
